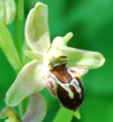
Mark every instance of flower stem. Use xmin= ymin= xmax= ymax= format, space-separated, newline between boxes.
xmin=53 ymin=107 xmax=73 ymax=122
xmin=14 ymin=0 xmax=24 ymax=116
xmin=14 ymin=0 xmax=24 ymax=60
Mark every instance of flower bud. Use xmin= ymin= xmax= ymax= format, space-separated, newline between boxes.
xmin=0 ymin=0 xmax=16 ymax=25
xmin=0 ymin=107 xmax=22 ymax=122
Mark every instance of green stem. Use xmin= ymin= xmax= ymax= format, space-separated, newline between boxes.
xmin=14 ymin=0 xmax=24 ymax=117
xmin=14 ymin=0 xmax=24 ymax=60
xmin=53 ymin=107 xmax=73 ymax=122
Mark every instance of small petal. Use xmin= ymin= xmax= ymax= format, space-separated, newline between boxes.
xmin=69 ymin=67 xmax=88 ymax=77
xmin=61 ymin=47 xmax=105 ymax=69
xmin=22 ymin=94 xmax=47 ymax=122
xmin=24 ymin=50 xmax=44 ymax=63
xmin=6 ymin=60 xmax=46 ymax=106
xmin=52 ymin=32 xmax=73 ymax=48
xmin=25 ymin=2 xmax=50 ymax=54
xmin=46 ymin=33 xmax=73 ymax=61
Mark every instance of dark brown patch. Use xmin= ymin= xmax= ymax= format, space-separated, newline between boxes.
xmin=56 ymin=78 xmax=84 ymax=111
xmin=59 ymin=56 xmax=67 ymax=58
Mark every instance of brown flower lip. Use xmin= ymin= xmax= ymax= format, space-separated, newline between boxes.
xmin=47 ymin=63 xmax=84 ymax=111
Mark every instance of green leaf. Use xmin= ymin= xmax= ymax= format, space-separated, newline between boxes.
xmin=0 ymin=0 xmax=16 ymax=25
xmin=22 ymin=94 xmax=47 ymax=122
xmin=6 ymin=60 xmax=46 ymax=106
xmin=25 ymin=2 xmax=50 ymax=54
xmin=61 ymin=47 xmax=105 ymax=69
xmin=53 ymin=107 xmax=73 ymax=122
xmin=0 ymin=21 xmax=22 ymax=72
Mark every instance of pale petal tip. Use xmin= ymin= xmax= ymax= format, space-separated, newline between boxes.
xmin=35 ymin=2 xmax=47 ymax=8
xmin=95 ymin=52 xmax=105 ymax=68
xmin=100 ymin=54 xmax=105 ymax=66
xmin=74 ymin=110 xmax=81 ymax=119
xmin=63 ymin=32 xmax=73 ymax=44
xmin=5 ymin=94 xmax=17 ymax=107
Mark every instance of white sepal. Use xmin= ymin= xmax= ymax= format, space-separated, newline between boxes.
xmin=25 ymin=2 xmax=50 ymax=54
xmin=6 ymin=60 xmax=46 ymax=106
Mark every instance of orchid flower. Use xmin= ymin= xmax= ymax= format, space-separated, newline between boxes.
xmin=3 ymin=2 xmax=105 ymax=122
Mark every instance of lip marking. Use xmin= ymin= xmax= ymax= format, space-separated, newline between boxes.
xmin=49 ymin=67 xmax=82 ymax=100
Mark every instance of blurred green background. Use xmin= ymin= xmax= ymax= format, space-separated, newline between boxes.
xmin=0 ymin=0 xmax=113 ymax=122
